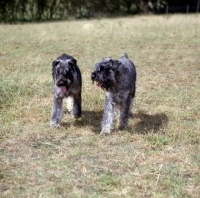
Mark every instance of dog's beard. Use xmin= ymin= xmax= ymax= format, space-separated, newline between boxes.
xmin=92 ymin=79 xmax=103 ymax=87
xmin=92 ymin=75 xmax=107 ymax=88
xmin=92 ymin=70 xmax=115 ymax=89
xmin=92 ymin=77 xmax=112 ymax=89
xmin=96 ymin=81 xmax=103 ymax=87
xmin=96 ymin=76 xmax=113 ymax=89
xmin=56 ymin=78 xmax=73 ymax=93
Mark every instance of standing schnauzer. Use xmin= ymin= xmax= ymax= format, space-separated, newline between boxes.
xmin=50 ymin=54 xmax=82 ymax=128
xmin=91 ymin=53 xmax=136 ymax=135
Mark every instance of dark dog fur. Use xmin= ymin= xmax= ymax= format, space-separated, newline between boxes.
xmin=50 ymin=54 xmax=82 ymax=127
xmin=91 ymin=53 xmax=136 ymax=134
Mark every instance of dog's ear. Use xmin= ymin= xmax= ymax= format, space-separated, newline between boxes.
xmin=68 ymin=58 xmax=77 ymax=67
xmin=99 ymin=64 xmax=105 ymax=71
xmin=68 ymin=58 xmax=77 ymax=73
xmin=110 ymin=59 xmax=120 ymax=70
xmin=102 ymin=57 xmax=112 ymax=62
xmin=52 ymin=59 xmax=60 ymax=70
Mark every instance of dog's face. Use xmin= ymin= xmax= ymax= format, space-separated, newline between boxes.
xmin=52 ymin=58 xmax=76 ymax=93
xmin=91 ymin=58 xmax=120 ymax=89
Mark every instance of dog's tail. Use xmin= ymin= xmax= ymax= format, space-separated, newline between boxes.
xmin=120 ymin=53 xmax=128 ymax=59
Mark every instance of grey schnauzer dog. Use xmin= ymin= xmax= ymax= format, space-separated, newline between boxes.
xmin=50 ymin=54 xmax=82 ymax=127
xmin=91 ymin=53 xmax=136 ymax=135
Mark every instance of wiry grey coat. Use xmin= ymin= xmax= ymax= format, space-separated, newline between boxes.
xmin=91 ymin=53 xmax=136 ymax=134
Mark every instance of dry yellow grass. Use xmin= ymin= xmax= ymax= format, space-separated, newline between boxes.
xmin=0 ymin=14 xmax=200 ymax=197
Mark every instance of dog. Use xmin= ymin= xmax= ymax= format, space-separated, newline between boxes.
xmin=91 ymin=53 xmax=136 ymax=135
xmin=50 ymin=53 xmax=82 ymax=128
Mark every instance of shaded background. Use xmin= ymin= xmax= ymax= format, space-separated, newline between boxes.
xmin=0 ymin=0 xmax=200 ymax=23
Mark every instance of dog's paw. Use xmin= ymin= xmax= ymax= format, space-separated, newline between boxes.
xmin=118 ymin=124 xmax=128 ymax=131
xmin=118 ymin=125 xmax=125 ymax=131
xmin=74 ymin=116 xmax=82 ymax=122
xmin=50 ymin=121 xmax=60 ymax=128
xmin=100 ymin=129 xmax=111 ymax=135
xmin=72 ymin=113 xmax=81 ymax=120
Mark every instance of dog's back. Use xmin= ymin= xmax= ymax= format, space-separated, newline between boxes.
xmin=119 ymin=53 xmax=136 ymax=70
xmin=120 ymin=53 xmax=129 ymax=59
xmin=115 ymin=53 xmax=136 ymax=98
xmin=118 ymin=53 xmax=136 ymax=79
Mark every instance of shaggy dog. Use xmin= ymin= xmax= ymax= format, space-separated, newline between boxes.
xmin=91 ymin=53 xmax=136 ymax=134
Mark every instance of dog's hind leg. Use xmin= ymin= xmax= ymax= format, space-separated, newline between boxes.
xmin=50 ymin=96 xmax=63 ymax=127
xmin=118 ymin=96 xmax=132 ymax=130
xmin=129 ymin=97 xmax=134 ymax=117
xmin=129 ymin=87 xmax=136 ymax=116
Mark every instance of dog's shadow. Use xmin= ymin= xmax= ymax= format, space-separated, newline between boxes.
xmin=131 ymin=110 xmax=168 ymax=134
xmin=63 ymin=110 xmax=104 ymax=133
xmin=62 ymin=110 xmax=168 ymax=135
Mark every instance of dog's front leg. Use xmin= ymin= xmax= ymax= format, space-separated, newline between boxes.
xmin=101 ymin=93 xmax=114 ymax=135
xmin=50 ymin=95 xmax=63 ymax=128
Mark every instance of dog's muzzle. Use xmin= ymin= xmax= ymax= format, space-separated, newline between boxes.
xmin=91 ymin=73 xmax=104 ymax=87
xmin=91 ymin=72 xmax=96 ymax=80
xmin=56 ymin=80 xmax=66 ymax=86
xmin=56 ymin=80 xmax=69 ymax=93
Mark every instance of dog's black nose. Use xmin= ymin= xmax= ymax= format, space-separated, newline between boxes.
xmin=57 ymin=80 xmax=65 ymax=86
xmin=91 ymin=73 xmax=96 ymax=79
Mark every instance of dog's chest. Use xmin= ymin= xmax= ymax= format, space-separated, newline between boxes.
xmin=106 ymin=91 xmax=128 ymax=104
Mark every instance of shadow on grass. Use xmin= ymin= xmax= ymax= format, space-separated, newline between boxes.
xmin=131 ymin=110 xmax=169 ymax=134
xmin=62 ymin=110 xmax=103 ymax=134
xmin=62 ymin=110 xmax=168 ymax=135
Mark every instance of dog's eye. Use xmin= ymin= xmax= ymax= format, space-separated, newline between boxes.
xmin=100 ymin=66 xmax=104 ymax=71
xmin=56 ymin=70 xmax=60 ymax=75
xmin=105 ymin=68 xmax=110 ymax=72
xmin=65 ymin=68 xmax=73 ymax=75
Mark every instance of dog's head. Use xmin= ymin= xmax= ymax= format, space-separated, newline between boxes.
xmin=91 ymin=57 xmax=120 ymax=89
xmin=52 ymin=58 xmax=76 ymax=93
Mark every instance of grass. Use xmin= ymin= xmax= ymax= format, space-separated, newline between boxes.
xmin=0 ymin=14 xmax=200 ymax=197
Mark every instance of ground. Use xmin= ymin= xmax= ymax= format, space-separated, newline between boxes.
xmin=0 ymin=14 xmax=200 ymax=197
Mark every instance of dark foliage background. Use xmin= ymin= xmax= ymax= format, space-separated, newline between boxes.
xmin=0 ymin=0 xmax=199 ymax=23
